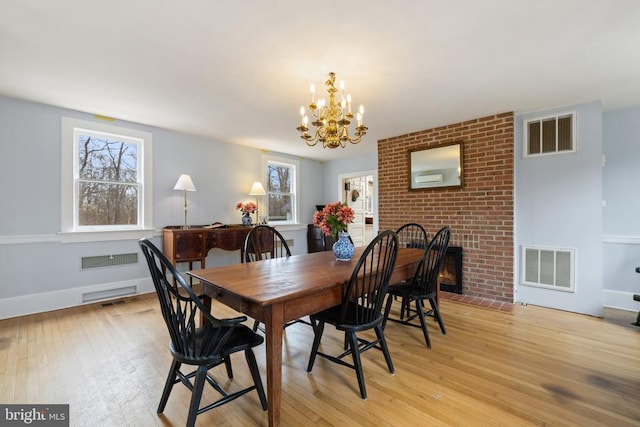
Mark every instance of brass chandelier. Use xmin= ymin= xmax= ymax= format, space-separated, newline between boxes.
xmin=297 ymin=72 xmax=367 ymax=149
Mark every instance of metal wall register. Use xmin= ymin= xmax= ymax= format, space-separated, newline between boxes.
xmin=1 ymin=405 xmax=69 ymax=426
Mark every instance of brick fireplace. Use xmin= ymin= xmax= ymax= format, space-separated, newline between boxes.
xmin=378 ymin=113 xmax=514 ymax=303
xmin=439 ymin=246 xmax=463 ymax=294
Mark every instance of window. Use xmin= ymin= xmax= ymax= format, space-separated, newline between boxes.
xmin=524 ymin=112 xmax=576 ymax=157
xmin=521 ymin=245 xmax=575 ymax=292
xmin=61 ymin=117 xmax=153 ymax=241
xmin=76 ymin=131 xmax=140 ymax=226
xmin=264 ymin=155 xmax=299 ymax=225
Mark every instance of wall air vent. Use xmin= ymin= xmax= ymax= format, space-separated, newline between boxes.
xmin=81 ymin=253 xmax=138 ymax=269
xmin=521 ymin=246 xmax=575 ymax=292
xmin=82 ymin=285 xmax=137 ymax=303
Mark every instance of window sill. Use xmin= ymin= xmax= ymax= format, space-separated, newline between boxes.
xmin=58 ymin=228 xmax=157 ymax=243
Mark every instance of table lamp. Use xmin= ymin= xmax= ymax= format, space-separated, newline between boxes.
xmin=174 ymin=174 xmax=196 ymax=229
xmin=249 ymin=181 xmax=266 ymax=223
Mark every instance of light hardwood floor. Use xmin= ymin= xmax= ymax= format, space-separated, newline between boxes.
xmin=1 ymin=294 xmax=638 ymax=426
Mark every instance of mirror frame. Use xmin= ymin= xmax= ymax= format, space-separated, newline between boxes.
xmin=408 ymin=141 xmax=464 ymax=191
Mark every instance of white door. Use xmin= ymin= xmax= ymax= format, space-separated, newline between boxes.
xmin=342 ymin=176 xmax=364 ymax=246
xmin=339 ymin=171 xmax=376 ymax=248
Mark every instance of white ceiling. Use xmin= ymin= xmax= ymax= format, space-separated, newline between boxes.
xmin=2 ymin=1 xmax=639 ymax=162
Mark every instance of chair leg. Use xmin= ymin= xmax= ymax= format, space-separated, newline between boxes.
xmin=224 ymin=356 xmax=233 ymax=378
xmin=252 ymin=320 xmax=260 ymax=332
xmin=157 ymin=359 xmax=180 ymax=413
xmin=307 ymin=320 xmax=325 ymax=372
xmin=429 ymin=297 xmax=447 ymax=335
xmin=186 ymin=365 xmax=208 ymax=427
xmin=415 ymin=299 xmax=432 ymax=348
xmin=400 ymin=297 xmax=410 ymax=320
xmin=382 ymin=294 xmax=394 ymax=329
xmin=347 ymin=331 xmax=367 ymax=400
xmin=374 ymin=325 xmax=394 ymax=374
xmin=245 ymin=349 xmax=268 ymax=410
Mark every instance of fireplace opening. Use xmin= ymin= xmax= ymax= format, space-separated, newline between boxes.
xmin=439 ymin=246 xmax=463 ymax=294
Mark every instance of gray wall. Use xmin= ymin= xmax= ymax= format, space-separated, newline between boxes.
xmin=322 ymin=152 xmax=377 ymax=203
xmin=2 ymin=94 xmax=638 ymax=318
xmin=602 ymin=108 xmax=640 ymax=305
xmin=515 ymin=101 xmax=604 ymax=316
xmin=0 ymin=96 xmax=324 ymax=318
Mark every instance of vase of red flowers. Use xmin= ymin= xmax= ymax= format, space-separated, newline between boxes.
xmin=312 ymin=201 xmax=355 ymax=261
xmin=237 ymin=201 xmax=257 ymax=226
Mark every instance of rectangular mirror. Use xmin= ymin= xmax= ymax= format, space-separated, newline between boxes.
xmin=409 ymin=141 xmax=464 ymax=190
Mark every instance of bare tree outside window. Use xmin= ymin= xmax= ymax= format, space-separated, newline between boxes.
xmin=266 ymin=162 xmax=294 ymax=221
xmin=77 ymin=134 xmax=139 ymax=226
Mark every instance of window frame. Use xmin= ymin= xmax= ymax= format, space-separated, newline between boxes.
xmin=60 ymin=117 xmax=154 ymax=243
xmin=523 ymin=111 xmax=577 ymax=158
xmin=263 ymin=154 xmax=299 ymax=226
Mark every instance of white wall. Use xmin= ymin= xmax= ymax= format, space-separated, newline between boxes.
xmin=602 ymin=108 xmax=640 ymax=309
xmin=0 ymin=96 xmax=324 ymax=318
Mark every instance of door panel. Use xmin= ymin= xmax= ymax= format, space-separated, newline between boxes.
xmin=344 ymin=177 xmax=365 ymax=247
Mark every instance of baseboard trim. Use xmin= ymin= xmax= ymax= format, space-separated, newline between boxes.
xmin=0 ymin=278 xmax=155 ymax=320
xmin=603 ymin=289 xmax=640 ymax=312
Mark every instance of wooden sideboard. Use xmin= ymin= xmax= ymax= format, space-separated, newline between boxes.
xmin=162 ymin=225 xmax=252 ymax=269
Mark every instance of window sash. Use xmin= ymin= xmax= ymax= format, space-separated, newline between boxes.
xmin=73 ymin=128 xmax=143 ymax=229
xmin=264 ymin=156 xmax=298 ymax=224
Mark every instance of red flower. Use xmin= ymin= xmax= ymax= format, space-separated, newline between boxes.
xmin=312 ymin=201 xmax=354 ymax=237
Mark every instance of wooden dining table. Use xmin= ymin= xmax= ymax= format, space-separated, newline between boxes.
xmin=187 ymin=246 xmax=424 ymax=427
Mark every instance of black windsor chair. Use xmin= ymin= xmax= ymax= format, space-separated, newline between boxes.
xmin=383 ymin=226 xmax=451 ymax=348
xmin=243 ymin=225 xmax=313 ymax=331
xmin=139 ymin=238 xmax=267 ymax=427
xmin=306 ymin=230 xmax=399 ymax=399
xmin=394 ymin=223 xmax=429 ymax=318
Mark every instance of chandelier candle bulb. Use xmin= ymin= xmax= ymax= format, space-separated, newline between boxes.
xmin=310 ymin=84 xmax=315 ymax=103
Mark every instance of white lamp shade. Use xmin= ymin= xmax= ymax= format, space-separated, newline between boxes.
xmin=249 ymin=181 xmax=266 ymax=196
xmin=174 ymin=174 xmax=196 ymax=191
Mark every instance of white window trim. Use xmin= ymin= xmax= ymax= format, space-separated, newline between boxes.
xmin=60 ymin=117 xmax=154 ymax=243
xmin=522 ymin=110 xmax=577 ymax=158
xmin=262 ymin=153 xmax=300 ymax=226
